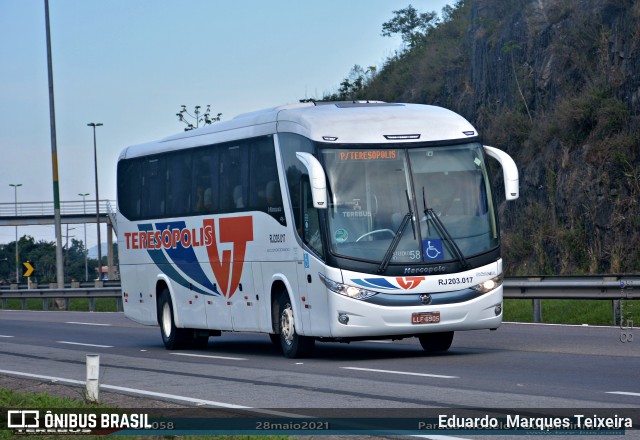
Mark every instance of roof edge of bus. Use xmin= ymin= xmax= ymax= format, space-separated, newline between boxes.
xmin=121 ymin=101 xmax=477 ymax=157
xmin=233 ymin=102 xmax=315 ymax=120
xmin=152 ymin=102 xmax=314 ymax=145
xmin=153 ymin=101 xmax=396 ymax=144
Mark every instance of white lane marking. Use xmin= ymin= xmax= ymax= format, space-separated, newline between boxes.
xmin=362 ymin=340 xmax=392 ymax=344
xmin=99 ymin=383 xmax=250 ymax=408
xmin=412 ymin=436 xmax=472 ymax=440
xmin=57 ymin=341 xmax=113 ymax=348
xmin=0 ymin=335 xmax=15 ymax=338
xmin=412 ymin=435 xmax=472 ymax=440
xmin=504 ymin=321 xmax=618 ymax=329
xmin=65 ymin=322 xmax=111 ymax=326
xmin=341 ymin=366 xmax=458 ymax=379
xmin=170 ymin=352 xmax=247 ymax=361
xmin=606 ymin=391 xmax=640 ymax=397
xmin=0 ymin=369 xmax=248 ymax=409
xmin=0 ymin=369 xmax=310 ymax=417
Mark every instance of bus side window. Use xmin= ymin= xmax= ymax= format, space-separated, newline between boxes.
xmin=192 ymin=148 xmax=218 ymax=214
xmin=302 ymin=177 xmax=324 ymax=258
xmin=117 ymin=159 xmax=141 ymax=220
xmin=166 ymin=153 xmax=191 ymax=217
xmin=219 ymin=144 xmax=248 ymax=212
xmin=141 ymin=157 xmax=166 ymax=218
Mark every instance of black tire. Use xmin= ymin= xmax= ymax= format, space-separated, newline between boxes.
xmin=159 ymin=289 xmax=194 ymax=350
xmin=418 ymin=331 xmax=454 ymax=353
xmin=278 ymin=295 xmax=314 ymax=358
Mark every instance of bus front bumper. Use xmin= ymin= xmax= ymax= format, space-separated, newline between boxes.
xmin=327 ymin=285 xmax=503 ymax=338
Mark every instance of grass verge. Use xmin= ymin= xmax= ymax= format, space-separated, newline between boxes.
xmin=1 ymin=388 xmax=288 ymax=440
xmin=504 ymin=298 xmax=639 ymax=325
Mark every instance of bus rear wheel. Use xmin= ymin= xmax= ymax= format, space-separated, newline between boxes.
xmin=278 ymin=295 xmax=314 ymax=358
xmin=159 ymin=289 xmax=193 ymax=350
xmin=418 ymin=331 xmax=454 ymax=353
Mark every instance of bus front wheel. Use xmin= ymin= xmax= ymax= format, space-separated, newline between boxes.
xmin=159 ymin=289 xmax=193 ymax=350
xmin=418 ymin=331 xmax=454 ymax=353
xmin=278 ymin=295 xmax=314 ymax=358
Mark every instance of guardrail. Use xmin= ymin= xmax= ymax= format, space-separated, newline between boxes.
xmin=0 ymin=287 xmax=122 ymax=312
xmin=503 ymin=275 xmax=638 ymax=324
xmin=0 ymin=276 xmax=637 ymax=323
xmin=503 ymin=275 xmax=639 ymax=299
xmin=0 ymin=280 xmax=122 ymax=312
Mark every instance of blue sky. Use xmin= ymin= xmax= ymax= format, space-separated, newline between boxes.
xmin=0 ymin=0 xmax=453 ymax=247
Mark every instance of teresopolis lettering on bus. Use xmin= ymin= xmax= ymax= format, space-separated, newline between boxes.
xmin=125 ymin=216 xmax=253 ymax=299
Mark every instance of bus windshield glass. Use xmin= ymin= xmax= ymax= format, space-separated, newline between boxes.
xmin=320 ymin=142 xmax=498 ymax=264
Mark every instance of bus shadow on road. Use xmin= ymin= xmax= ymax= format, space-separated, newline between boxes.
xmin=190 ymin=334 xmax=493 ymax=361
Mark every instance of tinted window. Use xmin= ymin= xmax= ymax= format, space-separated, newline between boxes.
xmin=117 ymin=159 xmax=141 ymax=218
xmin=141 ymin=157 xmax=166 ymax=218
xmin=192 ymin=147 xmax=219 ymax=214
xmin=166 ymin=152 xmax=191 ymax=217
xmin=219 ymin=144 xmax=246 ymax=211
xmin=117 ymin=135 xmax=285 ymax=225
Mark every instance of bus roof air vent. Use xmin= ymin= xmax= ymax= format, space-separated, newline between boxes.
xmin=383 ymin=134 xmax=421 ymax=140
xmin=333 ymin=101 xmax=401 ymax=108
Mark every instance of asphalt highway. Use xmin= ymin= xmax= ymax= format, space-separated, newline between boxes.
xmin=0 ymin=309 xmax=637 ymax=412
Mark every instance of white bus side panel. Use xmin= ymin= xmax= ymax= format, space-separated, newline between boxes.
xmin=120 ymin=211 xmax=295 ymax=332
xmin=120 ymin=263 xmax=155 ymax=326
xmin=296 ymin=251 xmax=334 ymax=337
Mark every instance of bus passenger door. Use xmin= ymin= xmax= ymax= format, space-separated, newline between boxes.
xmin=297 ymin=179 xmax=329 ymax=336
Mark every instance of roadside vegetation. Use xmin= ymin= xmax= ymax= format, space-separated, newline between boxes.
xmin=0 ymin=235 xmax=117 ymax=285
xmin=0 ymin=388 xmax=287 ymax=440
xmin=1 ymin=298 xmax=118 ymax=312
xmin=504 ymin=299 xmax=639 ymax=326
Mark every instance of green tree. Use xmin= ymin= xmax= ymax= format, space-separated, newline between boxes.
xmin=381 ymin=4 xmax=438 ymax=49
xmin=324 ymin=65 xmax=377 ymax=101
xmin=0 ymin=235 xmax=116 ymax=284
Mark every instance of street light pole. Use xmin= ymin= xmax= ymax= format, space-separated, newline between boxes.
xmin=45 ymin=0 xmax=65 ymax=288
xmin=79 ymin=192 xmax=89 ymax=281
xmin=9 ymin=183 xmax=22 ymax=284
xmin=88 ymin=122 xmax=103 ymax=280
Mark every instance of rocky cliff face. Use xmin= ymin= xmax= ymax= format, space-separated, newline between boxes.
xmin=364 ymin=0 xmax=640 ymax=274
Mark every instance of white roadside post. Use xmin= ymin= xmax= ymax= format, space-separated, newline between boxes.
xmin=86 ymin=354 xmax=100 ymax=403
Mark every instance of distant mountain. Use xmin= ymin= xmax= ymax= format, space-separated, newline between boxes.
xmin=88 ymin=243 xmax=112 ymax=260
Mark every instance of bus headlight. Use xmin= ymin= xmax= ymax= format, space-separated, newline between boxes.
xmin=470 ymin=274 xmax=504 ymax=294
xmin=319 ymin=273 xmax=379 ymax=300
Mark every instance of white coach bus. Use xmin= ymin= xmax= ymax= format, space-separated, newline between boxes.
xmin=116 ymin=101 xmax=519 ymax=358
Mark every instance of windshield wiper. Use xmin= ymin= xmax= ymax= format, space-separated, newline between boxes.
xmin=378 ymin=190 xmax=414 ymax=273
xmin=422 ymin=186 xmax=470 ymax=270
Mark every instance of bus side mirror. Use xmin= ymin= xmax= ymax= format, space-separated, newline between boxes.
xmin=296 ymin=152 xmax=328 ymax=209
xmin=483 ymin=145 xmax=519 ymax=201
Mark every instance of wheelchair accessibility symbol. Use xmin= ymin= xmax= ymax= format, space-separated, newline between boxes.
xmin=422 ymin=239 xmax=444 ymax=261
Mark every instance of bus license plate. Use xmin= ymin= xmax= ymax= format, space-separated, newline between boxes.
xmin=412 ymin=312 xmax=440 ymax=324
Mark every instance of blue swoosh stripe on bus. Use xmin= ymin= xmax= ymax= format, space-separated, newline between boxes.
xmin=155 ymin=221 xmax=219 ymax=295
xmin=137 ymin=224 xmax=215 ymax=296
xmin=352 ymin=278 xmax=398 ymax=290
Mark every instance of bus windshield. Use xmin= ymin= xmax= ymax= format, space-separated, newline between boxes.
xmin=320 ymin=143 xmax=498 ymax=265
